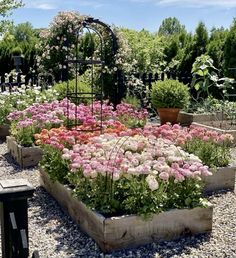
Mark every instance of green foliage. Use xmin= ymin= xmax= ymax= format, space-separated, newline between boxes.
xmin=40 ymin=146 xmax=69 ymax=184
xmin=224 ymin=19 xmax=236 ymax=77
xmin=183 ymin=138 xmax=231 ymax=168
xmin=119 ymin=28 xmax=165 ymax=72
xmin=178 ymin=22 xmax=208 ymax=76
xmin=0 ymin=0 xmax=23 ymax=33
xmin=37 ymin=11 xmax=83 ymax=81
xmin=191 ymin=54 xmax=234 ymax=100
xmin=53 ymin=78 xmax=91 ymax=104
xmin=165 ymin=178 xmax=204 ymax=209
xmin=151 ymin=79 xmax=190 ymax=109
xmin=67 ymin=172 xmax=205 ymax=217
xmin=0 ymin=22 xmax=39 ymax=74
xmin=207 ymin=27 xmax=228 ymax=71
xmin=158 ymin=17 xmax=186 ymax=36
xmin=122 ymin=95 xmax=141 ymax=108
xmin=12 ymin=46 xmax=22 ymax=55
xmin=185 ymin=96 xmax=221 ymax=113
xmin=11 ymin=124 xmax=35 ymax=147
xmin=194 ymin=22 xmax=209 ymax=56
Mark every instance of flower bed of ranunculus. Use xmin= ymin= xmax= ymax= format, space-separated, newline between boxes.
xmin=7 ymin=100 xmax=148 ymax=147
xmin=0 ymin=87 xmax=59 ymax=125
xmin=39 ymin=130 xmax=212 ymax=217
xmin=142 ymin=124 xmax=233 ymax=168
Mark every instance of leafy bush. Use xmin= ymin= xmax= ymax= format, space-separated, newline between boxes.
xmin=151 ymin=79 xmax=190 ymax=109
xmin=183 ymin=138 xmax=231 ymax=168
xmin=122 ymin=95 xmax=141 ymax=108
xmin=53 ymin=79 xmax=91 ymax=104
xmin=12 ymin=46 xmax=22 ymax=56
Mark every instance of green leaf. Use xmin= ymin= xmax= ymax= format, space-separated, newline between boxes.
xmin=194 ymin=82 xmax=201 ymax=91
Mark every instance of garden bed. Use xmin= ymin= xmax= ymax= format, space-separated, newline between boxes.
xmin=6 ymin=136 xmax=43 ymax=168
xmin=192 ymin=122 xmax=236 ymax=144
xmin=203 ymin=166 xmax=236 ymax=193
xmin=39 ymin=168 xmax=213 ymax=253
xmin=0 ymin=125 xmax=10 ymax=140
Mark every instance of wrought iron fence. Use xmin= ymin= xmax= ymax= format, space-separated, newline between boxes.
xmin=0 ymin=72 xmax=54 ymax=93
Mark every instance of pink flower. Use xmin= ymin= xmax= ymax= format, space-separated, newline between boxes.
xmin=159 ymin=172 xmax=169 ymax=181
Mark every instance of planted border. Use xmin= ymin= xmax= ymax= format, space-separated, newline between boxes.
xmin=6 ymin=136 xmax=43 ymax=168
xmin=40 ymin=168 xmax=213 ymax=253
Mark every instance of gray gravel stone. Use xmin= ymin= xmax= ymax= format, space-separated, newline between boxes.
xmin=0 ymin=140 xmax=236 ymax=258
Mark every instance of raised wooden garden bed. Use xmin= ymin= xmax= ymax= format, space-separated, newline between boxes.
xmin=203 ymin=166 xmax=236 ymax=193
xmin=40 ymin=168 xmax=213 ymax=253
xmin=0 ymin=125 xmax=10 ymax=140
xmin=177 ymin=112 xmax=224 ymax=126
xmin=6 ymin=136 xmax=43 ymax=168
xmin=192 ymin=122 xmax=236 ymax=145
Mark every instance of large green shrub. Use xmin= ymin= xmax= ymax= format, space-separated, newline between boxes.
xmin=151 ymin=79 xmax=190 ymax=109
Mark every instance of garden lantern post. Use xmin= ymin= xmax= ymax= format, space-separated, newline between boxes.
xmin=0 ymin=179 xmax=34 ymax=258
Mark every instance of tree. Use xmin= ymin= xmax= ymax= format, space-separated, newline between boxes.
xmin=192 ymin=22 xmax=209 ymax=57
xmin=207 ymin=27 xmax=228 ymax=73
xmin=0 ymin=22 xmax=39 ymax=75
xmin=0 ymin=0 xmax=23 ymax=33
xmin=224 ymin=19 xmax=236 ymax=77
xmin=178 ymin=22 xmax=208 ymax=76
xmin=120 ymin=28 xmax=165 ymax=72
xmin=158 ymin=17 xmax=186 ymax=36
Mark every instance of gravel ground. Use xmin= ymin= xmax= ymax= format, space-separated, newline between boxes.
xmin=0 ymin=140 xmax=236 ymax=258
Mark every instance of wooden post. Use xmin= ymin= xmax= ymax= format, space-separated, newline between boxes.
xmin=0 ymin=179 xmax=34 ymax=258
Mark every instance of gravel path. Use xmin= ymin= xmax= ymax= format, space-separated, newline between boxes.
xmin=0 ymin=140 xmax=236 ymax=258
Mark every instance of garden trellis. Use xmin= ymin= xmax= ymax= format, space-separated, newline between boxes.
xmin=63 ymin=16 xmax=123 ymax=131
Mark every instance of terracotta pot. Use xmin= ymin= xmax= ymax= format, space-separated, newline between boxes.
xmin=157 ymin=108 xmax=181 ymax=125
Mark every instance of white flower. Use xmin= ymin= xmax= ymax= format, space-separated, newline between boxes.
xmin=146 ymin=175 xmax=159 ymax=191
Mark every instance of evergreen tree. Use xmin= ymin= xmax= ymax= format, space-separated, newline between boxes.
xmin=224 ymin=19 xmax=236 ymax=77
xmin=178 ymin=22 xmax=208 ymax=76
xmin=158 ymin=17 xmax=186 ymax=36
xmin=207 ymin=27 xmax=228 ymax=73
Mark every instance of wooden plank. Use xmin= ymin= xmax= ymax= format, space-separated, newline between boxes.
xmin=21 ymin=146 xmax=43 ymax=168
xmin=103 ymin=206 xmax=213 ymax=252
xmin=40 ymin=168 xmax=213 ymax=253
xmin=203 ymin=167 xmax=236 ymax=193
xmin=177 ymin=112 xmax=217 ymax=126
xmin=6 ymin=136 xmax=42 ymax=168
xmin=177 ymin=112 xmax=227 ymax=126
xmin=39 ymin=169 xmax=106 ymax=248
xmin=0 ymin=125 xmax=10 ymax=139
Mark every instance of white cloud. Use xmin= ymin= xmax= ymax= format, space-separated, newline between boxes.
xmin=24 ymin=1 xmax=58 ymax=10
xmin=23 ymin=0 xmax=106 ymax=10
xmin=77 ymin=0 xmax=105 ymax=9
xmin=130 ymin=0 xmax=236 ymax=8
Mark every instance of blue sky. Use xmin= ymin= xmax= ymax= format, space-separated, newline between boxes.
xmin=10 ymin=0 xmax=236 ymax=32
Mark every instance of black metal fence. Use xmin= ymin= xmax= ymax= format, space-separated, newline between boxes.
xmin=134 ymin=71 xmax=192 ymax=89
xmin=0 ymin=73 xmax=54 ymax=93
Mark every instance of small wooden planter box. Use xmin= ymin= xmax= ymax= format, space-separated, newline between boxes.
xmin=0 ymin=124 xmax=10 ymax=140
xmin=40 ymin=169 xmax=213 ymax=253
xmin=177 ymin=112 xmax=224 ymax=126
xmin=192 ymin=122 xmax=236 ymax=145
xmin=203 ymin=166 xmax=236 ymax=193
xmin=6 ymin=136 xmax=43 ymax=168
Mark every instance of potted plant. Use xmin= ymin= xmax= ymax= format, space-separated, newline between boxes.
xmin=151 ymin=79 xmax=190 ymax=125
xmin=12 ymin=46 xmax=23 ymax=61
